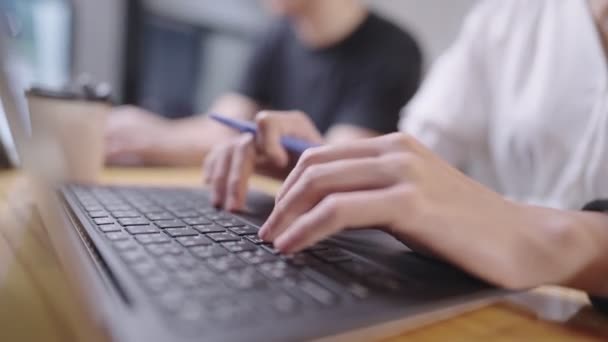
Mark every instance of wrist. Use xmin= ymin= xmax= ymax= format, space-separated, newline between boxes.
xmin=498 ymin=203 xmax=589 ymax=289
xmin=541 ymin=209 xmax=608 ymax=294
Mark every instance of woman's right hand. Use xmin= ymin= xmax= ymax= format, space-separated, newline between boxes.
xmin=203 ymin=110 xmax=323 ymax=211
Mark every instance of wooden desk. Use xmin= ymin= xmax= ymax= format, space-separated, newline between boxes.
xmin=1 ymin=168 xmax=607 ymax=342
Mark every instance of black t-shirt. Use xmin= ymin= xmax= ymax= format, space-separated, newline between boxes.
xmin=236 ymin=13 xmax=422 ymax=134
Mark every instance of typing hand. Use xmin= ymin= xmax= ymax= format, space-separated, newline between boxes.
xmin=203 ymin=110 xmax=322 ymax=211
xmin=259 ymin=133 xmax=577 ymax=289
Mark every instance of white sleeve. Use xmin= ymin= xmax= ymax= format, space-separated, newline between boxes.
xmin=399 ymin=0 xmax=496 ymax=168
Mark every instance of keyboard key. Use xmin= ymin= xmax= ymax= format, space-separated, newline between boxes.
xmin=175 ymin=267 xmax=216 ymax=288
xmin=155 ymin=219 xmax=186 ymax=229
xmin=297 ymin=279 xmax=337 ymax=306
xmin=228 ymin=225 xmax=259 ymax=236
xmin=312 ymin=248 xmax=352 ymax=263
xmin=207 ymin=232 xmax=240 ymax=242
xmin=272 ymin=293 xmax=299 ymax=314
xmin=225 ymin=267 xmax=266 ymax=289
xmin=164 ymin=227 xmax=199 ymax=237
xmin=157 ymin=290 xmax=187 ymax=313
xmin=175 ymin=301 xmax=205 ymax=322
xmin=174 ymin=211 xmax=203 ymax=219
xmin=98 ymin=224 xmax=122 ymax=233
xmin=198 ymin=207 xmax=219 ymax=215
xmin=111 ymin=210 xmax=141 ymax=218
xmin=204 ymin=212 xmax=231 ymax=221
xmin=238 ymin=250 xmax=279 ymax=265
xmin=166 ymin=204 xmax=194 ymax=212
xmin=94 ymin=217 xmax=114 ymax=225
xmin=157 ymin=254 xmax=200 ymax=272
xmin=126 ymin=225 xmax=158 ymax=235
xmin=259 ymin=261 xmax=295 ymax=279
xmin=203 ymin=296 xmax=255 ymax=322
xmin=261 ymin=244 xmax=281 ymax=255
xmin=105 ymin=231 xmax=130 ymax=241
xmin=207 ymin=255 xmax=246 ymax=272
xmin=131 ymin=260 xmax=158 ymax=277
xmin=135 ymin=233 xmax=171 ymax=245
xmin=83 ymin=203 xmax=104 ymax=211
xmin=84 ymin=205 xmax=104 ymax=212
xmin=364 ymin=274 xmax=404 ymax=292
xmin=146 ymin=212 xmax=174 ymax=221
xmin=113 ymin=239 xmax=139 ymax=251
xmin=146 ymin=243 xmax=184 ymax=256
xmin=221 ymin=240 xmax=257 ymax=253
xmin=336 ymin=260 xmax=378 ymax=277
xmin=88 ymin=210 xmax=109 ymax=218
xmin=244 ymin=234 xmax=265 ymax=244
xmin=106 ymin=204 xmax=132 ymax=211
xmin=215 ymin=218 xmax=245 ymax=228
xmin=189 ymin=245 xmax=229 ymax=259
xmin=139 ymin=206 xmax=164 ymax=214
xmin=158 ymin=255 xmax=181 ymax=271
xmin=119 ymin=217 xmax=149 ymax=226
xmin=306 ymin=266 xmax=370 ymax=299
xmin=183 ymin=217 xmax=212 ymax=226
xmin=193 ymin=224 xmax=225 ymax=234
xmin=176 ymin=235 xmax=213 ymax=247
xmin=306 ymin=243 xmax=330 ymax=252
xmin=142 ymin=270 xmax=170 ymax=293
xmin=120 ymin=249 xmax=148 ymax=263
xmin=285 ymin=253 xmax=321 ymax=267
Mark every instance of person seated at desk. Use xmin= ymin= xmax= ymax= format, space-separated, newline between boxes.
xmin=204 ymin=0 xmax=608 ymax=313
xmin=105 ymin=0 xmax=422 ymax=166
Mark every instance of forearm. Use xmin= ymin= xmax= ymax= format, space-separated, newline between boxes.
xmin=149 ymin=93 xmax=261 ymax=166
xmin=158 ymin=116 xmax=227 ymax=166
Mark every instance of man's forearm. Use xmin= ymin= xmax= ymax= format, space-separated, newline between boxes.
xmin=153 ymin=93 xmax=261 ymax=166
xmin=160 ymin=116 xmax=227 ymax=166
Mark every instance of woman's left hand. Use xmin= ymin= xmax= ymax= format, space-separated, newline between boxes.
xmin=259 ymin=133 xmax=584 ymax=289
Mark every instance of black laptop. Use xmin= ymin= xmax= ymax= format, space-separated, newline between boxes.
xmin=0 ymin=33 xmax=503 ymax=342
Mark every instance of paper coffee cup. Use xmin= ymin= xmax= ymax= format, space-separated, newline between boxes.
xmin=26 ymin=89 xmax=110 ymax=183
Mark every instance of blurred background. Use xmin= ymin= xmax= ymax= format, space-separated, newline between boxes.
xmin=2 ymin=0 xmax=476 ymax=114
xmin=0 ymin=0 xmax=476 ymax=166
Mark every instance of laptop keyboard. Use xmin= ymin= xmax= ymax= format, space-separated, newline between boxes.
xmin=68 ymin=185 xmax=411 ymax=328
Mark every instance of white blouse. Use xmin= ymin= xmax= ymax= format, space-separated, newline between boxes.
xmin=401 ymin=0 xmax=608 ymax=209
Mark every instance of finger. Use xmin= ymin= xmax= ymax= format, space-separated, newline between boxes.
xmin=259 ymin=155 xmax=404 ymax=241
xmin=276 ymin=140 xmax=385 ymax=203
xmin=255 ymin=111 xmax=289 ymax=167
xmin=273 ymin=188 xmax=399 ymax=254
xmin=210 ymin=145 xmax=234 ymax=207
xmin=277 ymin=133 xmax=420 ymax=203
xmin=202 ymin=148 xmax=219 ymax=185
xmin=225 ymin=134 xmax=255 ymax=211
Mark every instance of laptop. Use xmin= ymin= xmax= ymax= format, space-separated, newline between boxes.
xmin=0 ymin=31 xmax=504 ymax=342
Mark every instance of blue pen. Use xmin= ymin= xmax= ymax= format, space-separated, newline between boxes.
xmin=209 ymin=113 xmax=318 ymax=155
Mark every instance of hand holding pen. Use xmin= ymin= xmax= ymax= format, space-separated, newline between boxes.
xmin=204 ymin=111 xmax=324 ymax=211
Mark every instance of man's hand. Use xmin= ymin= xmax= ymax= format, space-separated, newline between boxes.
xmin=258 ymin=133 xmax=607 ymax=291
xmin=203 ymin=111 xmax=322 ymax=211
xmin=105 ymin=106 xmax=173 ymax=165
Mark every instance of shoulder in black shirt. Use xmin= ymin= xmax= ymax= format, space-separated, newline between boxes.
xmin=237 ymin=12 xmax=422 ymax=134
